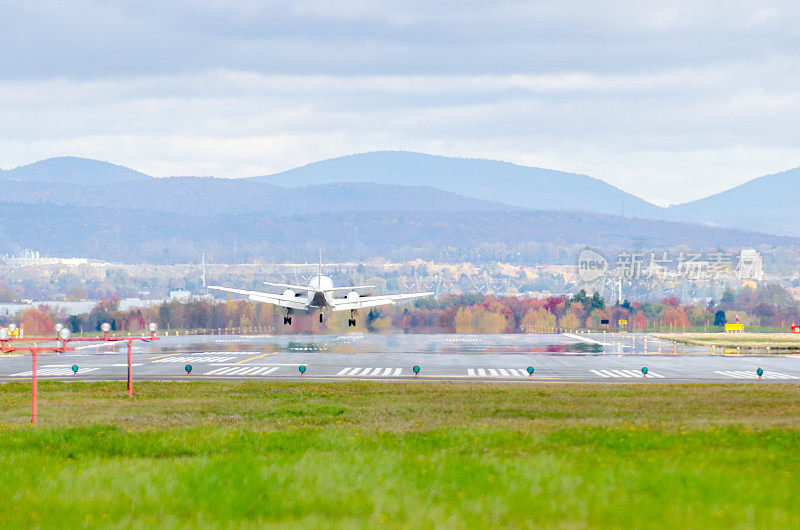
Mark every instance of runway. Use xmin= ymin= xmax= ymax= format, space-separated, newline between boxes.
xmin=1 ymin=333 xmax=799 ymax=383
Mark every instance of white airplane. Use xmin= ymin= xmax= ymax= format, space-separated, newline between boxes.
xmin=207 ymin=258 xmax=433 ymax=326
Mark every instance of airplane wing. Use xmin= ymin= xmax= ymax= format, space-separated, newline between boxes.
xmin=262 ymin=282 xmax=317 ymax=292
xmin=207 ymin=285 xmax=309 ymax=311
xmin=328 ymin=285 xmax=375 ymax=292
xmin=330 ymin=292 xmax=434 ymax=311
xmin=263 ymin=282 xmax=375 ymax=292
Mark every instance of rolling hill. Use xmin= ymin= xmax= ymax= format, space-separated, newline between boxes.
xmin=253 ymin=151 xmax=662 ymax=218
xmin=0 ymin=176 xmax=518 ymax=216
xmin=0 ymin=201 xmax=794 ymax=264
xmin=3 ymin=153 xmax=800 ymax=248
xmin=666 ymin=167 xmax=800 ymax=236
xmin=1 ymin=156 xmax=151 ymax=186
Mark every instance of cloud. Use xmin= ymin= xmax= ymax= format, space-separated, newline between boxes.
xmin=1 ymin=1 xmax=800 ymax=204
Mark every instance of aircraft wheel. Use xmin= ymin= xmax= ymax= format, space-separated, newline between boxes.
xmin=319 ymin=313 xmax=323 ymax=323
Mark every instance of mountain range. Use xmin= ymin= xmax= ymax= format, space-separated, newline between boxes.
xmin=0 ymin=152 xmax=798 ymax=262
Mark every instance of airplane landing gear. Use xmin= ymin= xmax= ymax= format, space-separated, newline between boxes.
xmin=284 ymin=309 xmax=293 ymax=325
xmin=319 ymin=312 xmax=324 ymax=323
xmin=348 ymin=309 xmax=358 ymax=327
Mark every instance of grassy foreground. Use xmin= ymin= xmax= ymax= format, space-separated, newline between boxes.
xmin=655 ymin=332 xmax=800 ymax=351
xmin=1 ymin=382 xmax=800 ymax=528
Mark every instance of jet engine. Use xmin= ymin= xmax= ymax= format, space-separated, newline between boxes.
xmin=283 ymin=289 xmax=297 ymax=298
xmin=346 ymin=291 xmax=360 ymax=300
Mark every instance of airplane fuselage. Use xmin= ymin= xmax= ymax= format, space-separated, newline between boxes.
xmin=287 ymin=275 xmax=339 ymax=309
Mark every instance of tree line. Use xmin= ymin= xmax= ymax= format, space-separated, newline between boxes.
xmin=11 ymin=284 xmax=800 ymax=335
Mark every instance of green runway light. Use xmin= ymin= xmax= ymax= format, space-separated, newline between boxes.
xmin=185 ymin=364 xmax=192 ymax=374
xmin=642 ymin=367 xmax=648 ymax=376
xmin=299 ymin=365 xmax=306 ymax=374
xmin=413 ymin=365 xmax=420 ymax=375
xmin=757 ymin=367 xmax=764 ymax=377
xmin=71 ymin=365 xmax=78 ymax=374
xmin=527 ymin=366 xmax=534 ymax=375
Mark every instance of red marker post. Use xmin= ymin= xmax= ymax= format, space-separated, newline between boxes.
xmin=127 ymin=339 xmax=134 ymax=397
xmin=31 ymin=344 xmax=38 ymax=425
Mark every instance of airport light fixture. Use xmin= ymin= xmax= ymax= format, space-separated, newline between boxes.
xmin=527 ymin=366 xmax=534 ymax=376
xmin=185 ymin=364 xmax=193 ymax=375
xmin=757 ymin=367 xmax=764 ymax=379
xmin=299 ymin=365 xmax=306 ymax=375
xmin=0 ymin=321 xmax=161 ymax=424
xmin=642 ymin=367 xmax=648 ymax=377
xmin=413 ymin=365 xmax=420 ymax=375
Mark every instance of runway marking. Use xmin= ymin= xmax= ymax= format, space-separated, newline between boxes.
xmin=151 ymin=356 xmax=235 ymax=364
xmin=335 ymin=367 xmax=402 ymax=377
xmin=467 ymin=368 xmax=529 ymax=377
xmin=590 ymin=369 xmax=664 ymax=378
xmin=236 ymin=352 xmax=276 ymax=364
xmin=714 ymin=370 xmax=798 ymax=380
xmin=146 ymin=353 xmax=184 ymax=360
xmin=11 ymin=367 xmax=100 ymax=377
xmin=75 ymin=342 xmax=120 ymax=351
xmin=205 ymin=366 xmax=279 ymax=376
xmin=563 ymin=333 xmax=608 ymax=345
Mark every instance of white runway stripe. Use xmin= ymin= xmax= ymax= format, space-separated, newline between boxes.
xmin=12 ymin=367 xmax=100 ymax=377
xmin=152 ymin=356 xmax=235 ymax=363
xmin=590 ymin=369 xmax=663 ymax=378
xmin=715 ymin=370 xmax=798 ymax=380
xmin=205 ymin=366 xmax=279 ymax=376
xmin=335 ymin=367 xmax=403 ymax=377
xmin=467 ymin=368 xmax=529 ymax=377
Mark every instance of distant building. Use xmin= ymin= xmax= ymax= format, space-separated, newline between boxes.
xmin=168 ymin=289 xmax=192 ymax=302
xmin=737 ymin=249 xmax=763 ymax=281
xmin=4 ymin=249 xmax=89 ymax=266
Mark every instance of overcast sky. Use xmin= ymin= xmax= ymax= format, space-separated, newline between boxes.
xmin=2 ymin=1 xmax=800 ymax=205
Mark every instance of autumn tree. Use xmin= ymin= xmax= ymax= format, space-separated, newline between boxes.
xmin=19 ymin=307 xmax=55 ymax=335
xmin=522 ymin=307 xmax=556 ymax=332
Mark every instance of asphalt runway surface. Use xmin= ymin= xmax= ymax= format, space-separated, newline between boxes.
xmin=1 ymin=333 xmax=799 ymax=384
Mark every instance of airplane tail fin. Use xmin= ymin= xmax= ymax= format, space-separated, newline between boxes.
xmin=318 ymin=249 xmax=322 ymax=279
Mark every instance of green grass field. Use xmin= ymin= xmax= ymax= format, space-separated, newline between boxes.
xmin=1 ymin=381 xmax=799 ymax=528
xmin=655 ymin=332 xmax=800 ymax=351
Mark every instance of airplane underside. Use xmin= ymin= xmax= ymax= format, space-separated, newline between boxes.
xmin=282 ymin=303 xmax=359 ymax=326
